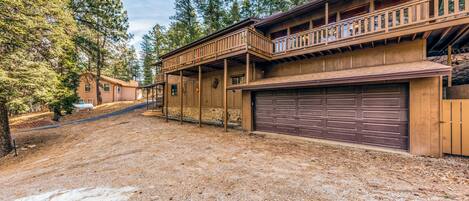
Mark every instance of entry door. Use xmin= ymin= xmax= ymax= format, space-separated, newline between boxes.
xmin=254 ymin=84 xmax=409 ymax=150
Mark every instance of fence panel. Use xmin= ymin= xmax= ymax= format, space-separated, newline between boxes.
xmin=442 ymin=100 xmax=469 ymax=156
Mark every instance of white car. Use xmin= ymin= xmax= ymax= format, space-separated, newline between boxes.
xmin=73 ymin=100 xmax=94 ymax=112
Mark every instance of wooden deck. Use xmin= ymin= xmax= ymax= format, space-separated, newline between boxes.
xmin=162 ymin=0 xmax=469 ymax=72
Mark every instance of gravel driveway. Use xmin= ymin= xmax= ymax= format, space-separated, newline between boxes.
xmin=0 ymin=110 xmax=468 ymax=201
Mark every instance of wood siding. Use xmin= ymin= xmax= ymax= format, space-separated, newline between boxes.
xmin=409 ymin=77 xmax=442 ymax=157
xmin=264 ymin=40 xmax=425 ymax=78
xmin=442 ymin=99 xmax=469 ymax=156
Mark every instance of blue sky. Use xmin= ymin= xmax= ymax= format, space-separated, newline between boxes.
xmin=123 ymin=0 xmax=175 ymax=54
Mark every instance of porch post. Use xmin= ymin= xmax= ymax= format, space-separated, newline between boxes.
xmin=155 ymin=85 xmax=158 ymax=109
xmin=146 ymin=88 xmax=149 ymax=110
xmin=180 ymin=70 xmax=184 ymax=124
xmin=246 ymin=53 xmax=250 ymax=84
xmin=370 ymin=0 xmax=375 ymax=12
xmin=448 ymin=45 xmax=453 ymax=87
xmin=165 ymin=73 xmax=169 ymax=122
xmin=198 ymin=65 xmax=202 ymax=127
xmin=224 ymin=59 xmax=228 ymax=132
xmin=325 ymin=1 xmax=329 ymax=45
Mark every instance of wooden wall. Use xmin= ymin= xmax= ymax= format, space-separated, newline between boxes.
xmin=263 ymin=40 xmax=425 ymax=77
xmin=166 ymin=63 xmax=245 ymax=110
xmin=409 ymin=77 xmax=442 ymax=157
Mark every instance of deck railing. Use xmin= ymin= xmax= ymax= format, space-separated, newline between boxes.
xmin=164 ymin=0 xmax=469 ymax=71
xmin=162 ymin=28 xmax=272 ymax=72
xmin=273 ymin=0 xmax=436 ymax=53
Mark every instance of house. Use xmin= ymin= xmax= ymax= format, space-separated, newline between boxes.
xmin=159 ymin=0 xmax=469 ymax=157
xmin=78 ymin=73 xmax=142 ymax=105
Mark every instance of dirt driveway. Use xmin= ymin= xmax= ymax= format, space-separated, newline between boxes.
xmin=0 ymin=110 xmax=468 ymax=200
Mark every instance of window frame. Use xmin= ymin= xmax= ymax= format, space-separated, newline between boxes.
xmin=103 ymin=83 xmax=111 ymax=92
xmin=171 ymin=84 xmax=178 ymax=96
xmin=84 ymin=83 xmax=91 ymax=93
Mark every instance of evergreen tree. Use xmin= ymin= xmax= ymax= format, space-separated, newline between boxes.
xmin=240 ymin=0 xmax=256 ymax=19
xmin=72 ymin=0 xmax=129 ymax=105
xmin=224 ymin=0 xmax=241 ymax=25
xmin=0 ymin=0 xmax=77 ymax=156
xmin=196 ymin=0 xmax=226 ymax=33
xmin=171 ymin=0 xmax=202 ymax=44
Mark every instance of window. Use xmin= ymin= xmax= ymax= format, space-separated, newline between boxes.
xmin=87 ymin=99 xmax=94 ymax=104
xmin=171 ymin=84 xmax=178 ymax=96
xmin=231 ymin=74 xmax=245 ymax=85
xmin=103 ymin=83 xmax=110 ymax=92
xmin=290 ymin=22 xmax=310 ymax=34
xmin=85 ymin=84 xmax=91 ymax=92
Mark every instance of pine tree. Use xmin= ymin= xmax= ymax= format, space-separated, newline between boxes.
xmin=72 ymin=0 xmax=129 ymax=105
xmin=0 ymin=0 xmax=77 ymax=156
xmin=171 ymin=0 xmax=202 ymax=44
xmin=240 ymin=0 xmax=256 ymax=19
xmin=224 ymin=0 xmax=241 ymax=25
xmin=196 ymin=0 xmax=226 ymax=33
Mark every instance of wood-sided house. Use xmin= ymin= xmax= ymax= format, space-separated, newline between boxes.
xmin=159 ymin=0 xmax=469 ymax=157
xmin=78 ymin=73 xmax=141 ymax=106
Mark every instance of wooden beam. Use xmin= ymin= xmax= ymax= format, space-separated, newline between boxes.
xmin=180 ymin=70 xmax=184 ymax=124
xmin=423 ymin=31 xmax=432 ymax=39
xmin=246 ymin=53 xmax=250 ymax=84
xmin=448 ymin=45 xmax=453 ymax=87
xmin=370 ymin=0 xmax=375 ymax=12
xmin=223 ymin=59 xmax=228 ymax=132
xmin=165 ymin=73 xmax=169 ymax=122
xmin=198 ymin=65 xmax=202 ymax=127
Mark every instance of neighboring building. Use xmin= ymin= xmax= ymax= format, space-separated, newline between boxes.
xmin=160 ymin=0 xmax=469 ymax=157
xmin=78 ymin=73 xmax=142 ymax=105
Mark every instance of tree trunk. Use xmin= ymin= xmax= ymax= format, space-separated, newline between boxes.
xmin=0 ymin=101 xmax=13 ymax=157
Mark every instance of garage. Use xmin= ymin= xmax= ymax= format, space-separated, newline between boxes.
xmin=254 ymin=83 xmax=409 ymax=150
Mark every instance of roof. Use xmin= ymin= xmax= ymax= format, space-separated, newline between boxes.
xmin=254 ymin=0 xmax=326 ymax=29
xmin=161 ymin=18 xmax=260 ymax=59
xmin=82 ymin=73 xmax=139 ymax=88
xmin=228 ymin=61 xmax=451 ymax=90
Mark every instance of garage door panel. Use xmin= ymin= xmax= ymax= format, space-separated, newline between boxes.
xmin=298 ymin=109 xmax=324 ymax=116
xmin=327 ymin=120 xmax=358 ymax=131
xmin=254 ymin=83 xmax=409 ymax=150
xmin=362 ymin=97 xmax=402 ymax=107
xmin=298 ymin=128 xmax=324 ymax=138
xmin=361 ymin=135 xmax=408 ymax=149
xmin=326 ymin=98 xmax=357 ymax=106
xmin=324 ymin=131 xmax=358 ymax=142
xmin=327 ymin=110 xmax=357 ymax=118
xmin=298 ymin=118 xmax=324 ymax=128
xmin=363 ymin=110 xmax=403 ymax=120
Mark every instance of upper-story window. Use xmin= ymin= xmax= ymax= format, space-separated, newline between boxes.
xmin=231 ymin=74 xmax=245 ymax=85
xmin=271 ymin=29 xmax=288 ymax=40
xmin=85 ymin=83 xmax=91 ymax=92
xmin=290 ymin=23 xmax=310 ymax=34
xmin=103 ymin=83 xmax=110 ymax=92
xmin=375 ymin=0 xmax=411 ymax=10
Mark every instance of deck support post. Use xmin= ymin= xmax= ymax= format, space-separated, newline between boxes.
xmin=246 ymin=53 xmax=250 ymax=84
xmin=146 ymin=88 xmax=149 ymax=110
xmin=165 ymin=73 xmax=169 ymax=122
xmin=180 ymin=70 xmax=184 ymax=124
xmin=224 ymin=59 xmax=228 ymax=132
xmin=448 ymin=45 xmax=453 ymax=87
xmin=198 ymin=65 xmax=202 ymax=127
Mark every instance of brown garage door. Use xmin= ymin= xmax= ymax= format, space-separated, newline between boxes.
xmin=254 ymin=84 xmax=409 ymax=150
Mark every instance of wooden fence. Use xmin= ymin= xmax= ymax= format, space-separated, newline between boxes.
xmin=441 ymin=100 xmax=469 ymax=156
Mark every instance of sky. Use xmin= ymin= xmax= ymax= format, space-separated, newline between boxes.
xmin=122 ymin=0 xmax=175 ymax=55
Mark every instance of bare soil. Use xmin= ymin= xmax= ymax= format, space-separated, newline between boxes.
xmin=0 ymin=110 xmax=468 ymax=201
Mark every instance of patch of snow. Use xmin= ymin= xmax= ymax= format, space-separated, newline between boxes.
xmin=14 ymin=186 xmax=136 ymax=201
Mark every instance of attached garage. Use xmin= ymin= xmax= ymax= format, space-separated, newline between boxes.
xmin=254 ymin=84 xmax=409 ymax=150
